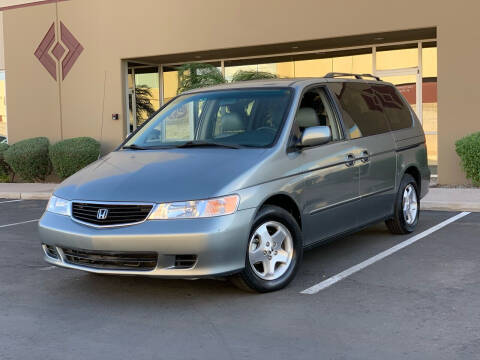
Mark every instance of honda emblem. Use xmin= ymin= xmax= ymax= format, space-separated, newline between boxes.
xmin=96 ymin=208 xmax=108 ymax=220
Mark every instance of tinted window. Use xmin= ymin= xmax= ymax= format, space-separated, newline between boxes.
xmin=373 ymin=84 xmax=413 ymax=131
xmin=328 ymin=82 xmax=391 ymax=138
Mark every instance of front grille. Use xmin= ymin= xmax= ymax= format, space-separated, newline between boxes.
xmin=62 ymin=248 xmax=158 ymax=271
xmin=72 ymin=202 xmax=153 ymax=226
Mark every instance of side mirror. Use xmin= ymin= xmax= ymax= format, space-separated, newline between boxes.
xmin=300 ymin=126 xmax=332 ymax=147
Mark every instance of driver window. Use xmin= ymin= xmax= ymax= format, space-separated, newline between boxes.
xmin=294 ymin=87 xmax=341 ymax=142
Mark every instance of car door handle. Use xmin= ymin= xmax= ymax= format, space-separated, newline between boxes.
xmin=345 ymin=153 xmax=356 ymax=167
xmin=360 ymin=150 xmax=369 ymax=163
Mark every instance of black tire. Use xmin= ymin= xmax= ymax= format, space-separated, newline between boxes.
xmin=386 ymin=174 xmax=420 ymax=234
xmin=231 ymin=205 xmax=303 ymax=293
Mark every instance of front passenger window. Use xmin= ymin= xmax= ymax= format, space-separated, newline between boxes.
xmin=293 ymin=88 xmax=341 ymax=144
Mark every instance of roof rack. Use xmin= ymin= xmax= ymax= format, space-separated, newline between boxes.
xmin=324 ymin=72 xmax=381 ymax=81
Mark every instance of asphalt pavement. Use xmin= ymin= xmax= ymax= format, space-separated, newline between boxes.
xmin=0 ymin=199 xmax=479 ymax=360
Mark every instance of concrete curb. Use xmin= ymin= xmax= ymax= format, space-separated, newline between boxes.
xmin=0 ymin=183 xmax=57 ymax=201
xmin=0 ymin=191 xmax=53 ymax=200
xmin=421 ymin=202 xmax=480 ymax=212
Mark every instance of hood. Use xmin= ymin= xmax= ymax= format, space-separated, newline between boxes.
xmin=54 ymin=148 xmax=267 ymax=203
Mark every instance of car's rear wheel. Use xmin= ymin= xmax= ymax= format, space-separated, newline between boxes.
xmin=231 ymin=205 xmax=302 ymax=292
xmin=386 ymin=173 xmax=420 ymax=234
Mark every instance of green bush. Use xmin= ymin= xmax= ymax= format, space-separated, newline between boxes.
xmin=4 ymin=137 xmax=51 ymax=181
xmin=0 ymin=143 xmax=11 ymax=182
xmin=49 ymin=137 xmax=100 ymax=179
xmin=231 ymin=70 xmax=277 ymax=82
xmin=455 ymin=131 xmax=480 ymax=185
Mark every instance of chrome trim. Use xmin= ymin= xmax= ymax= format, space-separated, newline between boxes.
xmin=69 ymin=200 xmax=155 ymax=228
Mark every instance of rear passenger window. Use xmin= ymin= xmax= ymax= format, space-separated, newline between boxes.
xmin=372 ymin=84 xmax=413 ymax=131
xmin=328 ymin=82 xmax=391 ymax=138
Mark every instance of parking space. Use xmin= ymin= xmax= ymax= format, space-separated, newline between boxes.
xmin=1 ymin=200 xmax=479 ymax=360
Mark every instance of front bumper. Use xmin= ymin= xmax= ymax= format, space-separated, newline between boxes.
xmin=38 ymin=208 xmax=256 ymax=277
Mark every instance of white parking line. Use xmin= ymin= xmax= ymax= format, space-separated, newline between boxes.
xmin=0 ymin=219 xmax=39 ymax=228
xmin=301 ymin=211 xmax=471 ymax=295
xmin=0 ymin=199 xmax=22 ymax=204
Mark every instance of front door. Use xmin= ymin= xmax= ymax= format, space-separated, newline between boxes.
xmin=290 ymin=86 xmax=360 ymax=246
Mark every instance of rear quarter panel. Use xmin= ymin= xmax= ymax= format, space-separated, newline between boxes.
xmin=392 ymin=108 xmax=430 ymax=199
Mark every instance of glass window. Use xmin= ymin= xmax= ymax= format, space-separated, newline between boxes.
xmin=376 ymin=48 xmax=418 ymax=70
xmin=380 ymin=74 xmax=418 ymax=118
xmin=163 ymin=70 xmax=179 ymax=104
xmin=332 ymin=54 xmax=372 ymax=74
xmin=422 ymin=47 xmax=438 ymax=168
xmin=224 ymin=64 xmax=258 ymax=82
xmin=294 ymin=58 xmax=332 ymax=77
xmin=293 ymin=87 xmax=341 ymax=143
xmin=0 ymin=71 xmax=7 ymax=141
xmin=374 ymin=84 xmax=413 ymax=131
xmin=328 ymin=82 xmax=391 ymax=138
xmin=293 ymin=54 xmax=373 ymax=78
xmin=134 ymin=71 xmax=160 ymax=126
xmin=128 ymin=68 xmax=161 ymax=133
xmin=124 ymin=89 xmax=292 ymax=148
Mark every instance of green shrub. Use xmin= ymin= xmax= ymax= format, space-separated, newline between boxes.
xmin=4 ymin=137 xmax=50 ymax=181
xmin=0 ymin=143 xmax=10 ymax=182
xmin=455 ymin=131 xmax=480 ymax=185
xmin=49 ymin=137 xmax=100 ymax=179
xmin=231 ymin=70 xmax=277 ymax=82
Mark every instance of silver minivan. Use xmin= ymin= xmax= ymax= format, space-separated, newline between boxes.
xmin=39 ymin=73 xmax=430 ymax=292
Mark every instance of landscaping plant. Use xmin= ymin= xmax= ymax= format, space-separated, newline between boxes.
xmin=177 ymin=63 xmax=226 ymax=94
xmin=455 ymin=131 xmax=480 ymax=186
xmin=0 ymin=143 xmax=11 ymax=182
xmin=231 ymin=70 xmax=277 ymax=82
xmin=49 ymin=137 xmax=100 ymax=179
xmin=4 ymin=137 xmax=51 ymax=181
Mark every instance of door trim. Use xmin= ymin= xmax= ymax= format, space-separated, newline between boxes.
xmin=309 ymin=186 xmax=394 ymax=215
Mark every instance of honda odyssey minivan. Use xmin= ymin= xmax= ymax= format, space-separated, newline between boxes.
xmin=39 ymin=73 xmax=430 ymax=292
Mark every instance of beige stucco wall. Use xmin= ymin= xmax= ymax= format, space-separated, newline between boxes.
xmin=0 ymin=12 xmax=4 ymax=71
xmin=2 ymin=0 xmax=480 ymax=184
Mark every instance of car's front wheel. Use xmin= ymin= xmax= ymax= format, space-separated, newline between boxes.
xmin=231 ymin=205 xmax=303 ymax=292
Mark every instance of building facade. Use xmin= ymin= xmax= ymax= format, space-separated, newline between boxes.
xmin=1 ymin=0 xmax=479 ymax=185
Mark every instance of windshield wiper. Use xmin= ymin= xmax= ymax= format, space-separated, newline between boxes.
xmin=122 ymin=144 xmax=148 ymax=150
xmin=175 ymin=141 xmax=242 ymax=149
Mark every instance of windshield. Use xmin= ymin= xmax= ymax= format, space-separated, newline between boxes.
xmin=123 ymin=88 xmax=292 ymax=149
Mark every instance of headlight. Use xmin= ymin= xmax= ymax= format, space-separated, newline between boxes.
xmin=148 ymin=195 xmax=239 ymax=220
xmin=46 ymin=195 xmax=71 ymax=216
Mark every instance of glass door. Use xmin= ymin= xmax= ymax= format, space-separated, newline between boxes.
xmin=126 ymin=66 xmax=161 ymax=135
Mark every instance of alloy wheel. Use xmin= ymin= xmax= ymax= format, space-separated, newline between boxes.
xmin=248 ymin=221 xmax=294 ymax=281
xmin=402 ymin=184 xmax=418 ymax=225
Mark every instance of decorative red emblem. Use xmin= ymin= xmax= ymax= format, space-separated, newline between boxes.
xmin=34 ymin=22 xmax=83 ymax=81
